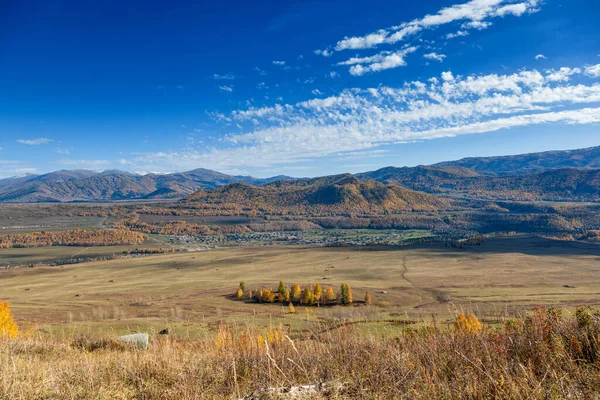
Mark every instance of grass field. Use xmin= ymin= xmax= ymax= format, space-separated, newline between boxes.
xmin=0 ymin=240 xmax=174 ymax=267
xmin=0 ymin=215 xmax=107 ymax=234
xmin=2 ymin=235 xmax=600 ymax=339
xmin=2 ymin=235 xmax=600 ymax=399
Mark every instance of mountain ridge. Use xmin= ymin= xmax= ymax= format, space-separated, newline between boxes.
xmin=2 ymin=145 xmax=600 ymax=203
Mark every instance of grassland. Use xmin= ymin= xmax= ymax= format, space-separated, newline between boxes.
xmin=2 ymin=235 xmax=600 ymax=337
xmin=2 ymin=235 xmax=600 ymax=398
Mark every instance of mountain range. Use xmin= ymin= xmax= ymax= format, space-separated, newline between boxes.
xmin=0 ymin=169 xmax=293 ymax=203
xmin=1 ymin=145 xmax=600 ymax=203
xmin=435 ymin=145 xmax=600 ymax=175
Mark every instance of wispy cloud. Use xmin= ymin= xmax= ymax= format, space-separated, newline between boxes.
xmin=127 ymin=62 xmax=600 ymax=172
xmin=253 ymin=67 xmax=267 ymax=76
xmin=212 ymin=74 xmax=236 ymax=80
xmin=273 ymin=60 xmax=286 ymax=66
xmin=535 ymin=54 xmax=547 ymax=60
xmin=218 ymin=85 xmax=234 ymax=93
xmin=445 ymin=30 xmax=469 ymax=39
xmin=337 ymin=47 xmax=418 ymax=76
xmin=17 ymin=138 xmax=54 ymax=145
xmin=322 ymin=0 xmax=540 ymax=53
xmin=585 ymin=64 xmax=600 ymax=77
xmin=56 ymin=147 xmax=72 ymax=155
xmin=56 ymin=159 xmax=109 ymax=167
xmin=424 ymin=52 xmax=447 ymax=62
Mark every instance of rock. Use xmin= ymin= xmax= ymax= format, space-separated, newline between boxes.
xmin=117 ymin=333 xmax=149 ymax=350
xmin=242 ymin=384 xmax=320 ymax=399
xmin=242 ymin=382 xmax=347 ymax=399
xmin=378 ymin=291 xmax=388 ymax=294
xmin=158 ymin=328 xmax=170 ymax=335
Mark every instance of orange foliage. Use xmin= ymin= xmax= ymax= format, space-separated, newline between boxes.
xmin=0 ymin=301 xmax=19 ymax=338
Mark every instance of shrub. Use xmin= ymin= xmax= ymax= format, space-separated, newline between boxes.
xmin=0 ymin=300 xmax=18 ymax=338
xmin=455 ymin=313 xmax=482 ymax=334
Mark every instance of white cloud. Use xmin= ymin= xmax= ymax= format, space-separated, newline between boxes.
xmin=545 ymin=67 xmax=582 ymax=82
xmin=461 ymin=20 xmax=492 ymax=30
xmin=312 ymin=89 xmax=323 ymax=95
xmin=535 ymin=54 xmax=547 ymax=60
xmin=314 ymin=48 xmax=333 ymax=57
xmin=273 ymin=60 xmax=286 ymax=66
xmin=56 ymin=159 xmax=109 ymax=167
xmin=0 ymin=166 xmax=37 ymax=179
xmin=446 ymin=30 xmax=469 ymax=39
xmin=218 ymin=85 xmax=234 ymax=92
xmin=441 ymin=71 xmax=455 ymax=81
xmin=253 ymin=67 xmax=267 ymax=76
xmin=17 ymin=138 xmax=54 ymax=145
xmin=127 ymin=63 xmax=600 ymax=172
xmin=339 ymin=47 xmax=418 ymax=76
xmin=56 ymin=147 xmax=71 ymax=155
xmin=329 ymin=0 xmax=540 ymax=52
xmin=424 ymin=52 xmax=446 ymax=62
xmin=585 ymin=64 xmax=600 ymax=77
xmin=328 ymin=71 xmax=340 ymax=79
xmin=212 ymin=74 xmax=235 ymax=80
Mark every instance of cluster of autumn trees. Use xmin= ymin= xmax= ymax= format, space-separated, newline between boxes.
xmin=0 ymin=229 xmax=146 ymax=249
xmin=235 ymin=281 xmax=361 ymax=306
xmin=112 ymin=214 xmax=323 ymax=236
xmin=112 ymin=216 xmax=252 ymax=236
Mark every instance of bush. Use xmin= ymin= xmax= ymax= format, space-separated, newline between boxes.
xmin=0 ymin=300 xmax=18 ymax=338
xmin=455 ymin=313 xmax=482 ymax=334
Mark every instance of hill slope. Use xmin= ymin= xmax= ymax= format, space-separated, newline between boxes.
xmin=185 ymin=174 xmax=449 ymax=214
xmin=356 ymin=166 xmax=480 ymax=192
xmin=435 ymin=146 xmax=600 ymax=175
xmin=358 ymin=167 xmax=600 ymax=201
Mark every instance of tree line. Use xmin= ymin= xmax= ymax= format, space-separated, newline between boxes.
xmin=235 ymin=281 xmax=368 ymax=306
xmin=0 ymin=229 xmax=146 ymax=249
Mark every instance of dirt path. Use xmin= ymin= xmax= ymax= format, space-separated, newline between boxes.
xmin=71 ymin=247 xmax=91 ymax=258
xmin=96 ymin=216 xmax=108 ymax=228
xmin=402 ymin=253 xmax=453 ymax=307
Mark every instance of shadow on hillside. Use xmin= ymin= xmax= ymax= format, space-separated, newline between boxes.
xmin=356 ymin=235 xmax=600 ymax=257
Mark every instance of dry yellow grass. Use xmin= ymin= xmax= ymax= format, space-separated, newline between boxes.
xmin=1 ymin=235 xmax=600 ymax=398
xmin=1 ymin=308 xmax=599 ymax=399
xmin=1 ymin=236 xmax=600 ymax=332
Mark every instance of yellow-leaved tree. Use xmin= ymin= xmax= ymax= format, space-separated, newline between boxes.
xmin=455 ymin=313 xmax=482 ymax=334
xmin=291 ymin=284 xmax=301 ymax=303
xmin=0 ymin=300 xmax=19 ymax=338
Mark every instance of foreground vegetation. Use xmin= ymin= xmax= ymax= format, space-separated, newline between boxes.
xmin=0 ymin=307 xmax=599 ymax=399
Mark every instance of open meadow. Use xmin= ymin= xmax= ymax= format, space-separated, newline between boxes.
xmin=2 ymin=235 xmax=600 ymax=399
xmin=2 ymin=235 xmax=600 ymax=337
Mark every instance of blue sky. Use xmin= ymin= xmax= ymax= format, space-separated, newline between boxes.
xmin=1 ymin=0 xmax=600 ymax=178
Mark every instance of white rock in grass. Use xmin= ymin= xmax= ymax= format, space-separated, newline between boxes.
xmin=117 ymin=333 xmax=149 ymax=350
